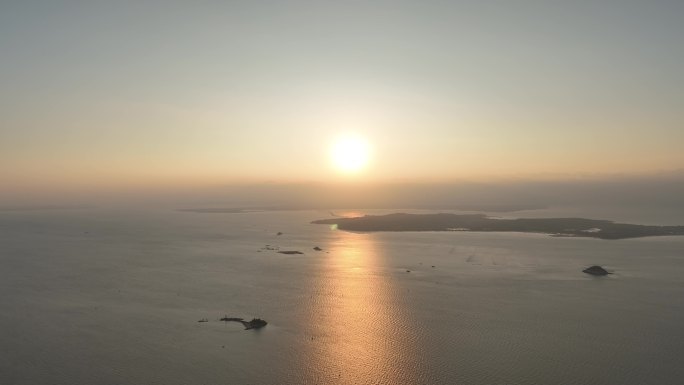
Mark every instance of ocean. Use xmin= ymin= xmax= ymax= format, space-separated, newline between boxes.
xmin=1 ymin=207 xmax=683 ymax=384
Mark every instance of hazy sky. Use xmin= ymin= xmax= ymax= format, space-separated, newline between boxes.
xmin=2 ymin=0 xmax=683 ymax=193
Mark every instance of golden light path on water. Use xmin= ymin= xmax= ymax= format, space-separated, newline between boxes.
xmin=301 ymin=230 xmax=430 ymax=384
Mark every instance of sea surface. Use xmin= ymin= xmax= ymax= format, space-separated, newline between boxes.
xmin=1 ymin=207 xmax=683 ymax=385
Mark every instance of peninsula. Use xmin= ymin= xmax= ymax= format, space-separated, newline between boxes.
xmin=312 ymin=213 xmax=684 ymax=240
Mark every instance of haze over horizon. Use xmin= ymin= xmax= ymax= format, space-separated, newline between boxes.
xmin=2 ymin=0 xmax=684 ymax=204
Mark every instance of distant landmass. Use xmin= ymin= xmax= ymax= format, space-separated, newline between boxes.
xmin=0 ymin=205 xmax=92 ymax=212
xmin=179 ymin=204 xmax=543 ymax=214
xmin=312 ymin=213 xmax=684 ymax=240
xmin=179 ymin=208 xmax=262 ymax=214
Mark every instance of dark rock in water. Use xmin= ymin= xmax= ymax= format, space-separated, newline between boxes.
xmin=276 ymin=232 xmax=283 ymax=236
xmin=244 ymin=318 xmax=268 ymax=330
xmin=313 ymin=246 xmax=323 ymax=251
xmin=583 ymin=265 xmax=610 ymax=276
xmin=278 ymin=250 xmax=303 ymax=255
xmin=220 ymin=316 xmax=268 ymax=330
xmin=406 ymin=270 xmax=411 ymax=273
xmin=197 ymin=318 xmax=209 ymax=323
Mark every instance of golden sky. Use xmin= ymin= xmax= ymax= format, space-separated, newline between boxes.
xmin=2 ymin=1 xmax=683 ymax=192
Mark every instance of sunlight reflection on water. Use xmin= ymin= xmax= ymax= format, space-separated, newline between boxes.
xmin=304 ymin=231 xmax=426 ymax=384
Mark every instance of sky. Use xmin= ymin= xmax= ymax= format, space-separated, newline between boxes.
xmin=2 ymin=0 xmax=684 ymax=200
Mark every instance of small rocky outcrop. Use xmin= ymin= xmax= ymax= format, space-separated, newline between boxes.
xmin=278 ymin=250 xmax=303 ymax=255
xmin=244 ymin=318 xmax=267 ymax=329
xmin=220 ymin=316 xmax=268 ymax=330
xmin=313 ymin=246 xmax=322 ymax=251
xmin=583 ymin=265 xmax=610 ymax=276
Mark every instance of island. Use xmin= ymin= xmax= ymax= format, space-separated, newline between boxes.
xmin=311 ymin=213 xmax=684 ymax=240
xmin=220 ymin=316 xmax=268 ymax=330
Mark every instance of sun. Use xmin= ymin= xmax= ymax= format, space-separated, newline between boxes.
xmin=330 ymin=135 xmax=370 ymax=173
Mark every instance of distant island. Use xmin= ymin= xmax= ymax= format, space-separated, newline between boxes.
xmin=312 ymin=213 xmax=684 ymax=240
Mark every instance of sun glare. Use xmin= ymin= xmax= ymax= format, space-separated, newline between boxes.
xmin=331 ymin=135 xmax=370 ymax=173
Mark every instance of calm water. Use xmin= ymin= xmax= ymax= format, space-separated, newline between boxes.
xmin=1 ymin=208 xmax=683 ymax=384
